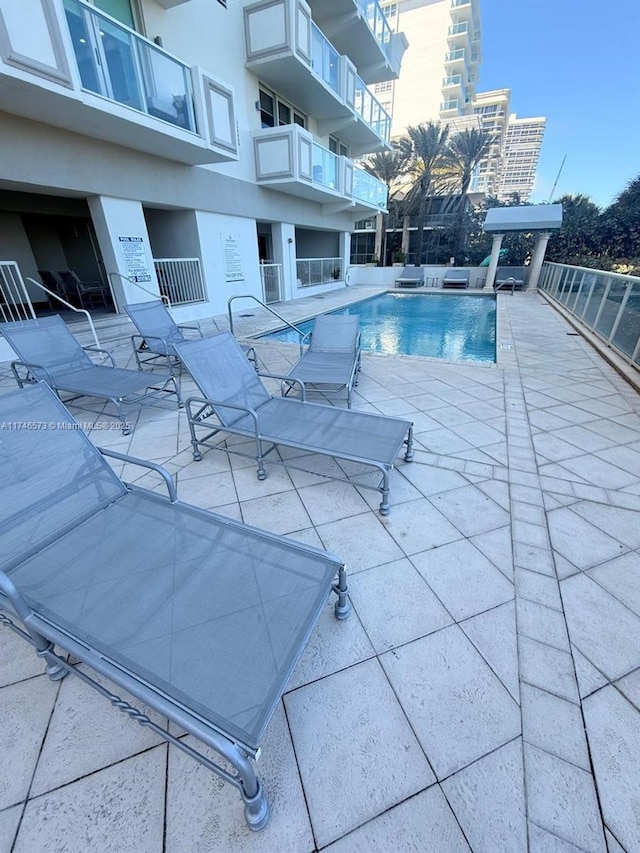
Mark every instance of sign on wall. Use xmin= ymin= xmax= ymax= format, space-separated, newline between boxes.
xmin=221 ymin=234 xmax=245 ymax=282
xmin=119 ymin=236 xmax=152 ymax=282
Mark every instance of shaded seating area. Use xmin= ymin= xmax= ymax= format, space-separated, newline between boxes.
xmin=38 ymin=270 xmax=112 ymax=310
xmin=283 ymin=314 xmax=361 ymax=408
xmin=175 ymin=332 xmax=414 ymax=514
xmin=442 ymin=269 xmax=470 ymax=289
xmin=0 ymin=315 xmax=178 ymax=432
xmin=0 ymin=383 xmax=349 ymax=832
xmin=394 ymin=266 xmax=423 ymax=288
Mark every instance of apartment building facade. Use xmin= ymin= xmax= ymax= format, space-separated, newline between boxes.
xmin=497 ymin=114 xmax=546 ymax=202
xmin=0 ymin=0 xmax=406 ymax=320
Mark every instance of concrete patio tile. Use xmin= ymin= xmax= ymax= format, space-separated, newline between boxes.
xmin=588 ymin=551 xmax=640 ymax=616
xmin=516 ymin=599 xmax=570 ymax=651
xmin=583 ymin=687 xmax=640 ymax=853
xmin=547 ymin=507 xmax=626 ymax=570
xmin=418 ymin=427 xmax=475 ymax=455
xmin=348 ymin=559 xmax=452 ymax=653
xmin=561 ymin=573 xmax=640 ymax=680
xmin=544 ymin=404 xmax=602 ymax=426
xmin=240 ymin=490 xmax=312 ymax=535
xmin=231 ymin=461 xmax=295 ymax=501
xmin=380 ymin=626 xmax=521 ymax=779
xmin=0 ymin=676 xmax=58 ymax=811
xmin=587 ymin=418 xmax=640 ymax=444
xmin=13 ymin=747 xmax=166 ymax=853
xmin=604 ymin=828 xmax=627 ymax=853
xmin=323 ymin=786 xmax=471 ymax=853
xmin=175 ymin=469 xmax=238 ymax=509
xmin=165 ymin=705 xmax=314 ymax=853
xmin=0 ymin=625 xmax=47 ymax=688
xmin=528 ymin=409 xmax=577 ymax=431
xmin=519 ymin=636 xmax=579 ymax=704
xmin=615 ymin=669 xmax=640 ymax=709
xmin=571 ymin=502 xmax=640 ymax=550
xmin=398 ymin=460 xmax=468 ymax=497
xmin=428 ymin=484 xmax=510 ymax=537
xmin=513 ymin=541 xmax=557 ymax=576
xmin=381 ymin=498 xmax=463 ymax=556
xmin=470 ymin=525 xmax=514 ymax=581
xmin=512 ymin=501 xmax=547 ymax=526
xmin=296 ymin=480 xmax=370 ymax=526
xmin=475 ymin=477 xmax=510 ymax=509
xmin=571 ymin=646 xmax=609 ymax=699
xmin=532 ymin=433 xmax=585 ymax=462
xmin=558 ymin=455 xmax=639 ymax=490
xmin=284 ymin=658 xmax=434 ymax=848
xmin=412 ymin=539 xmax=513 ymax=622
xmin=510 ymin=483 xmax=545 ymax=505
xmin=286 ymin=597 xmax=374 ymax=692
xmin=528 ymin=823 xmax=593 ymax=852
xmin=0 ymin=804 xmax=21 ymax=852
xmin=460 ymin=602 xmax=519 ymax=702
xmin=442 ymin=739 xmax=526 ymax=853
xmin=515 ymin=568 xmax=563 ymax=610
xmin=314 ymin=512 xmax=404 ymax=574
xmin=428 ymin=405 xmax=477 ymax=427
xmin=521 ymin=683 xmax=590 ymax=770
xmin=524 ymin=744 xmax=606 ymax=853
xmin=551 ymin=424 xmax=617 ymax=452
xmin=31 ymin=665 xmax=165 ymax=797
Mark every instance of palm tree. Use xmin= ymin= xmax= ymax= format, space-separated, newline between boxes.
xmin=362 ymin=143 xmax=411 ymax=264
xmin=444 ymin=128 xmax=493 ymax=262
xmin=404 ymin=122 xmax=450 ymax=265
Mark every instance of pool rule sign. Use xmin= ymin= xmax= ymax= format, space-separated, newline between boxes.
xmin=119 ymin=236 xmax=152 ymax=283
xmin=222 ymin=234 xmax=245 ymax=282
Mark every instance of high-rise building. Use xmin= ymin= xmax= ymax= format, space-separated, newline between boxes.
xmin=471 ymin=89 xmax=510 ymax=196
xmin=497 ymin=114 xmax=547 ymax=202
xmin=382 ymin=0 xmax=482 ymax=139
xmin=0 ymin=0 xmax=405 ymax=318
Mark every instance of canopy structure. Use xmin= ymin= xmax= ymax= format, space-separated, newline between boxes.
xmin=481 ymin=203 xmax=563 ymax=290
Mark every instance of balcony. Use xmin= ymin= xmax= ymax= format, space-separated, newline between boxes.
xmin=442 ymin=74 xmax=464 ymax=99
xmin=245 ymin=0 xmax=390 ymax=154
xmin=305 ymin=0 xmax=407 ymax=83
xmin=447 ymin=20 xmax=471 ymax=52
xmin=444 ymin=48 xmax=468 ymax=75
xmin=440 ymin=100 xmax=461 ymax=115
xmin=253 ymin=124 xmax=386 ymax=213
xmin=0 ymin=0 xmax=237 ymax=165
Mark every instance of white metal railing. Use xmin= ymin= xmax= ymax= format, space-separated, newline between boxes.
xmin=153 ymin=258 xmax=206 ymax=306
xmin=296 ymin=257 xmax=343 ymax=287
xmin=312 ymin=143 xmax=340 ymax=191
xmin=310 ymin=23 xmax=341 ymax=96
xmin=539 ymin=262 xmax=640 ymax=371
xmin=108 ymin=270 xmax=171 ymax=309
xmin=0 ymin=262 xmax=36 ymax=322
xmin=259 ymin=263 xmax=283 ymax=304
xmin=354 ymin=77 xmax=391 ymax=143
xmin=63 ymin=0 xmax=197 ymax=134
xmin=25 ymin=278 xmax=101 ymax=349
xmin=358 ymin=0 xmax=393 ymax=51
xmin=352 ymin=166 xmax=387 ymax=207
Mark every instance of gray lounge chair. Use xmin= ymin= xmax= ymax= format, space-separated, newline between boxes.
xmin=0 ymin=382 xmax=349 ymax=831
xmin=394 ymin=265 xmax=423 ymax=288
xmin=124 ymin=299 xmax=258 ymax=394
xmin=283 ymin=314 xmax=361 ymax=408
xmin=175 ymin=332 xmax=414 ymax=514
xmin=1 ymin=314 xmax=178 ymax=433
xmin=442 ymin=269 xmax=469 ymax=289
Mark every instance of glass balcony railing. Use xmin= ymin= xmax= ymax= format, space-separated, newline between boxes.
xmin=312 ymin=142 xmax=340 ymax=191
xmin=442 ymin=74 xmax=463 ymax=87
xmin=358 ymin=0 xmax=393 ymax=52
xmin=352 ymin=166 xmax=387 ymax=207
xmin=353 ymin=77 xmax=391 ymax=143
xmin=451 ymin=0 xmax=470 ymax=7
xmin=311 ymin=23 xmax=341 ymax=96
xmin=448 ymin=22 xmax=469 ymax=35
xmin=63 ymin=0 xmax=196 ymax=133
xmin=440 ymin=100 xmax=460 ymax=112
xmin=445 ymin=49 xmax=466 ymax=62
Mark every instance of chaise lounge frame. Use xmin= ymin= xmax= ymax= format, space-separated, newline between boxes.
xmin=0 ymin=383 xmax=349 ymax=831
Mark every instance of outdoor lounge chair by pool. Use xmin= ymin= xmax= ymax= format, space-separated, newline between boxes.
xmin=1 ymin=315 xmax=178 ymax=432
xmin=175 ymin=332 xmax=414 ymax=515
xmin=0 ymin=383 xmax=349 ymax=831
xmin=442 ymin=269 xmax=470 ymax=289
xmin=394 ymin=266 xmax=423 ymax=288
xmin=283 ymin=314 xmax=361 ymax=408
xmin=124 ymin=299 xmax=258 ymax=398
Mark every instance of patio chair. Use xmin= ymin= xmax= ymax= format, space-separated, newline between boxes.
xmin=38 ymin=269 xmax=71 ymax=303
xmin=0 ymin=314 xmax=178 ymax=433
xmin=124 ymin=299 xmax=258 ymax=386
xmin=442 ymin=269 xmax=469 ymax=289
xmin=0 ymin=382 xmax=349 ymax=831
xmin=394 ymin=266 xmax=423 ymax=288
xmin=282 ymin=314 xmax=361 ymax=408
xmin=58 ymin=270 xmax=112 ymax=310
xmin=175 ymin=332 xmax=414 ymax=514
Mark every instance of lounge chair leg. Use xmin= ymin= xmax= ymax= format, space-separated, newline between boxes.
xmin=332 ymin=565 xmax=350 ymax=620
xmin=256 ymin=439 xmax=267 ymax=480
xmin=242 ymin=778 xmax=270 ymax=831
xmin=404 ymin=425 xmax=414 ymax=461
xmin=379 ymin=471 xmax=391 ymax=516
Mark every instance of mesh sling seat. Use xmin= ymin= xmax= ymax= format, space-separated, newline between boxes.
xmin=283 ymin=314 xmax=361 ymax=408
xmin=0 ymin=383 xmax=349 ymax=831
xmin=1 ymin=314 xmax=178 ymax=433
xmin=176 ymin=333 xmax=414 ymax=515
xmin=125 ymin=299 xmax=257 ymax=378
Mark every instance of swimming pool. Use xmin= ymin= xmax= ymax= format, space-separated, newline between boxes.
xmin=263 ymin=293 xmax=497 ymax=363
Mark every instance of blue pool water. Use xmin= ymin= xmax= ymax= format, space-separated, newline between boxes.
xmin=263 ymin=293 xmax=496 ymax=363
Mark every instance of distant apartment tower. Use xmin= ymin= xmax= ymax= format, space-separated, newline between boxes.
xmin=380 ymin=0 xmax=482 ymax=138
xmin=471 ymin=89 xmax=510 ymax=196
xmin=497 ymin=114 xmax=547 ymax=202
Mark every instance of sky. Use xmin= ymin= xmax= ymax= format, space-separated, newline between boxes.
xmin=478 ymin=0 xmax=640 ymax=209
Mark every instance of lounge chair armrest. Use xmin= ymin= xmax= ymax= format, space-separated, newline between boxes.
xmin=10 ymin=360 xmax=54 ymax=386
xmin=177 ymin=324 xmax=203 ymax=339
xmin=130 ymin=333 xmax=172 ymax=354
xmin=260 ymin=372 xmax=306 ymax=401
xmin=185 ymin=395 xmax=262 ymax=439
xmin=98 ymin=447 xmax=177 ymax=502
xmin=83 ymin=346 xmax=116 ymax=368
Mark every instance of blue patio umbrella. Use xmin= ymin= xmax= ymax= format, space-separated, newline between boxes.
xmin=479 ymin=249 xmax=508 ymax=267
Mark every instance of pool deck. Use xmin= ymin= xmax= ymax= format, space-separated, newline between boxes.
xmin=1 ymin=286 xmax=639 ymax=852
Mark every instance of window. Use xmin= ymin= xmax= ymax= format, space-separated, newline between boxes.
xmin=259 ymin=87 xmax=306 ymax=129
xmin=374 ymin=80 xmax=392 ymax=95
xmin=329 ymin=136 xmax=349 ymax=158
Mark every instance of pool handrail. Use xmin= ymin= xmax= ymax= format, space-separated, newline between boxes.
xmin=227 ymin=295 xmax=307 ymax=353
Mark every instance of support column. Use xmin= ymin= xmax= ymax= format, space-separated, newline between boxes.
xmin=527 ymin=231 xmax=551 ymax=291
xmin=340 ymin=231 xmax=350 ymax=282
xmin=374 ymin=213 xmax=384 ymax=264
xmin=88 ymin=196 xmax=159 ymax=311
xmin=271 ymin=223 xmax=296 ymax=301
xmin=401 ymin=215 xmax=411 ymax=257
xmin=483 ymin=233 xmax=504 ymax=290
